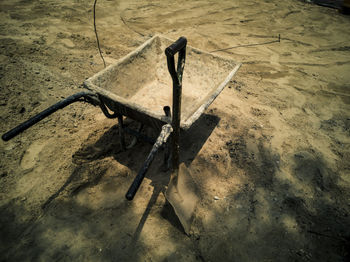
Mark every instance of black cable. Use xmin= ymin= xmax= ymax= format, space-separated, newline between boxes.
xmin=93 ymin=0 xmax=106 ymax=68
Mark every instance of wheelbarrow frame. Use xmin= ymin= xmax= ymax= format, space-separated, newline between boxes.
xmin=84 ymin=35 xmax=241 ymax=131
xmin=2 ymin=35 xmax=241 ymax=201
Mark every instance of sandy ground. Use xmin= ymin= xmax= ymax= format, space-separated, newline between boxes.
xmin=1 ymin=0 xmax=350 ymax=261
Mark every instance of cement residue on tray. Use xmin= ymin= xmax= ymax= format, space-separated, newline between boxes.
xmin=87 ymin=35 xmax=238 ymax=123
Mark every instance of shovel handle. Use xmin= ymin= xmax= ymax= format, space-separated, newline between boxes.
xmin=165 ymin=37 xmax=187 ymax=56
xmin=125 ymin=124 xmax=172 ymax=201
xmin=165 ymin=37 xmax=187 ymax=175
xmin=2 ymin=92 xmax=95 ymax=141
xmin=165 ymin=37 xmax=187 ymax=86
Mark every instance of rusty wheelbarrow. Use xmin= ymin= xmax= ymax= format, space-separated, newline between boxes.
xmin=2 ymin=35 xmax=241 ymax=233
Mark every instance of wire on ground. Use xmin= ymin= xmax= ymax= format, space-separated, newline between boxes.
xmin=93 ymin=0 xmax=106 ymax=68
xmin=210 ymin=34 xmax=281 ymax=53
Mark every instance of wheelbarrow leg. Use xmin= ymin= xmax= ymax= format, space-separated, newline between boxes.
xmin=118 ymin=115 xmax=126 ymax=151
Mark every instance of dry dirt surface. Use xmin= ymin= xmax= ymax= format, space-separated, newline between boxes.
xmin=1 ymin=0 xmax=350 ymax=261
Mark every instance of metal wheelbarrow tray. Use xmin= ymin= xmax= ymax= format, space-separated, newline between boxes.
xmin=84 ymin=35 xmax=240 ymax=130
xmin=2 ymin=35 xmax=241 ymax=202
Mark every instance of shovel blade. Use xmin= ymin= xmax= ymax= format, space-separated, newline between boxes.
xmin=165 ymin=163 xmax=199 ymax=235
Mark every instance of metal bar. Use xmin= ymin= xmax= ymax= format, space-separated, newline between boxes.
xmin=125 ymin=124 xmax=173 ymax=200
xmin=118 ymin=115 xmax=126 ymax=151
xmin=99 ymin=97 xmax=118 ymax=119
xmin=2 ymin=92 xmax=96 ymax=141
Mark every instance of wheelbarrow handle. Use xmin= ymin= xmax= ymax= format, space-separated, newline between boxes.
xmin=2 ymin=92 xmax=95 ymax=141
xmin=125 ymin=124 xmax=173 ymax=201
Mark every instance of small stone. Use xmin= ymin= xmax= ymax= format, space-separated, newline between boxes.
xmin=21 ymin=197 xmax=27 ymax=201
xmin=214 ymin=196 xmax=220 ymax=200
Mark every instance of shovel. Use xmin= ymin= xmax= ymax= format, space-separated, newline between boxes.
xmin=125 ymin=37 xmax=200 ymax=234
xmin=165 ymin=163 xmax=199 ymax=234
xmin=164 ymin=37 xmax=199 ymax=234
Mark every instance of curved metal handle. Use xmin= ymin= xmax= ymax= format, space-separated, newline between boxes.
xmin=165 ymin=37 xmax=187 ymax=85
xmin=165 ymin=37 xmax=187 ymax=56
xmin=2 ymin=92 xmax=96 ymax=141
